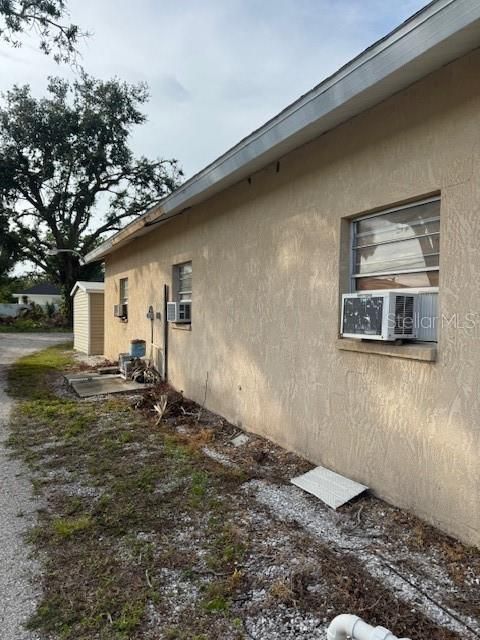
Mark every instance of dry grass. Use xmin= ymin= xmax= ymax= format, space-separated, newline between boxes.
xmin=6 ymin=346 xmax=478 ymax=640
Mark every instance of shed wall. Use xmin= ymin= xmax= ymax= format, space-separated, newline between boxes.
xmin=73 ymin=289 xmax=89 ymax=354
xmin=88 ymin=293 xmax=105 ymax=356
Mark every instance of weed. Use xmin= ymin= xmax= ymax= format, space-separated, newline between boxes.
xmin=53 ymin=515 xmax=93 ymax=538
xmin=189 ymin=470 xmax=210 ymax=506
xmin=202 ymin=594 xmax=230 ymax=613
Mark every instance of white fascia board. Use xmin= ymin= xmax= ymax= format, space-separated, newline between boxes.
xmin=85 ymin=0 xmax=480 ymax=264
xmin=70 ymin=281 xmax=105 ymax=296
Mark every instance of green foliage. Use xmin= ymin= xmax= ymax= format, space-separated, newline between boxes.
xmin=0 ymin=0 xmax=83 ymax=63
xmin=202 ymin=595 xmax=230 ymax=613
xmin=26 ymin=302 xmax=45 ymax=320
xmin=53 ymin=515 xmax=93 ymax=538
xmin=0 ymin=318 xmax=43 ymax=332
xmin=0 ymin=75 xmax=182 ymax=319
xmin=0 ymin=319 xmax=70 ymax=333
xmin=0 ymin=273 xmax=49 ymax=302
xmin=45 ymin=301 xmax=56 ymax=318
xmin=190 ymin=470 xmax=209 ymax=506
xmin=0 ymin=279 xmax=16 ymax=303
xmin=0 ymin=212 xmax=19 ymax=278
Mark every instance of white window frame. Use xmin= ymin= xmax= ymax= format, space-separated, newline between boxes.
xmin=119 ymin=277 xmax=129 ymax=306
xmin=350 ymin=196 xmax=441 ymax=294
xmin=174 ymin=261 xmax=192 ymax=304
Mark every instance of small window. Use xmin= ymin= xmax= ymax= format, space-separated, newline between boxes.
xmin=172 ymin=262 xmax=192 ymax=324
xmin=176 ymin=262 xmax=192 ymax=303
xmin=351 ymin=198 xmax=440 ymax=291
xmin=119 ymin=278 xmax=128 ymax=305
xmin=119 ymin=278 xmax=128 ymax=320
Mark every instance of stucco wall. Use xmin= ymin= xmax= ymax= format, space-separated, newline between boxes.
xmin=103 ymin=49 xmax=480 ymax=546
xmin=73 ymin=289 xmax=88 ymax=354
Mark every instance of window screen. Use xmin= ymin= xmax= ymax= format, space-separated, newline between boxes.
xmin=177 ymin=262 xmax=192 ymax=302
xmin=119 ymin=278 xmax=128 ymax=305
xmin=352 ymin=198 xmax=440 ymax=291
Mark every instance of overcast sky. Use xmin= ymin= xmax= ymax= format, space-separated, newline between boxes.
xmin=1 ymin=0 xmax=429 ymax=180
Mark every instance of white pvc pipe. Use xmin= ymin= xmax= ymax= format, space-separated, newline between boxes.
xmin=327 ymin=614 xmax=411 ymax=640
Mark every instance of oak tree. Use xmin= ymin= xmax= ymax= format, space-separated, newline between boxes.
xmin=0 ymin=0 xmax=83 ymax=63
xmin=0 ymin=74 xmax=182 ymax=321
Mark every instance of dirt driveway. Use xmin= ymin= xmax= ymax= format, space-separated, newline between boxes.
xmin=0 ymin=333 xmax=71 ymax=640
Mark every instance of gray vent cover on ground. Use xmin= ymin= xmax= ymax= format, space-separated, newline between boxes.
xmin=291 ymin=465 xmax=368 ymax=509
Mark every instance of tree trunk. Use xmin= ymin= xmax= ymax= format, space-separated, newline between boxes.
xmin=57 ymin=254 xmax=82 ymax=328
xmin=54 ymin=254 xmax=103 ymax=327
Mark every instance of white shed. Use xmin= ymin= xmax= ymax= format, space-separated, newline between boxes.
xmin=71 ymin=281 xmax=105 ymax=355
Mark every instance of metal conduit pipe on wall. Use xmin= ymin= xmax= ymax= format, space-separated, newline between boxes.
xmin=327 ymin=615 xmax=412 ymax=640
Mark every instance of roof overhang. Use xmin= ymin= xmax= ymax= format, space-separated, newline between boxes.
xmin=70 ymin=281 xmax=105 ymax=297
xmin=85 ymin=0 xmax=480 ymax=264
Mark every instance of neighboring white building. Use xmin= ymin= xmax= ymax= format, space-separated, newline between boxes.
xmin=13 ymin=283 xmax=62 ymax=308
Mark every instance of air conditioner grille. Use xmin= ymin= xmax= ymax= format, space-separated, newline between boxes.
xmin=166 ymin=302 xmax=177 ymax=322
xmin=394 ymin=295 xmax=415 ymax=335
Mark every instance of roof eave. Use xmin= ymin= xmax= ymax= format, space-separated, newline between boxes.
xmin=85 ymin=0 xmax=480 ymax=264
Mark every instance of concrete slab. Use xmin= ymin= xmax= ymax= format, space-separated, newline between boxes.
xmin=64 ymin=373 xmax=123 ymax=386
xmin=291 ymin=465 xmax=367 ymax=510
xmin=70 ymin=375 xmax=151 ymax=398
xmin=64 ymin=372 xmax=101 ymax=383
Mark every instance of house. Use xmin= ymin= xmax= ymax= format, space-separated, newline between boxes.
xmin=85 ymin=0 xmax=480 ymax=547
xmin=71 ymin=282 xmax=105 ymax=356
xmin=13 ymin=282 xmax=62 ymax=308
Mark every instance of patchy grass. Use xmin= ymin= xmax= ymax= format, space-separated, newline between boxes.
xmin=8 ymin=343 xmax=73 ymax=398
xmin=7 ymin=346 xmax=479 ymax=640
xmin=8 ymin=346 xmax=248 ymax=639
xmin=52 ymin=515 xmax=93 ymax=538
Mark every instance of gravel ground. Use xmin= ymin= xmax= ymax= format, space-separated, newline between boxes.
xmin=0 ymin=333 xmax=72 ymax=640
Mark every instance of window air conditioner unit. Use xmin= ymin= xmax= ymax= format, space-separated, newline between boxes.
xmin=167 ymin=301 xmax=191 ymax=323
xmin=341 ymin=291 xmax=418 ymax=341
xmin=114 ymin=303 xmax=128 ymax=319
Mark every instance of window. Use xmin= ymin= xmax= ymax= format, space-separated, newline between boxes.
xmin=176 ymin=262 xmax=192 ymax=302
xmin=172 ymin=261 xmax=192 ymax=324
xmin=119 ymin=278 xmax=128 ymax=317
xmin=351 ymin=197 xmax=440 ymax=291
xmin=119 ymin=277 xmax=128 ymax=304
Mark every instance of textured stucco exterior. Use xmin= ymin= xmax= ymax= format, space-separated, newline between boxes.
xmin=104 ymin=50 xmax=480 ymax=546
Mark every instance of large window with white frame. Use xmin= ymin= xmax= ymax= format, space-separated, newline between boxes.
xmin=351 ymin=197 xmax=440 ymax=291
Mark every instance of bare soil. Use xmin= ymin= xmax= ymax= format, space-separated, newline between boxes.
xmin=7 ymin=346 xmax=480 ymax=640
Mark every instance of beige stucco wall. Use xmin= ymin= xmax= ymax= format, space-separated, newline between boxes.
xmin=89 ymin=293 xmax=105 ymax=356
xmin=103 ymin=49 xmax=480 ymax=546
xmin=73 ymin=289 xmax=88 ymax=354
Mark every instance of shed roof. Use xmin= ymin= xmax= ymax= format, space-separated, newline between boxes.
xmin=70 ymin=281 xmax=105 ymax=297
xmin=85 ymin=0 xmax=480 ymax=264
xmin=16 ymin=283 xmax=61 ymax=295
